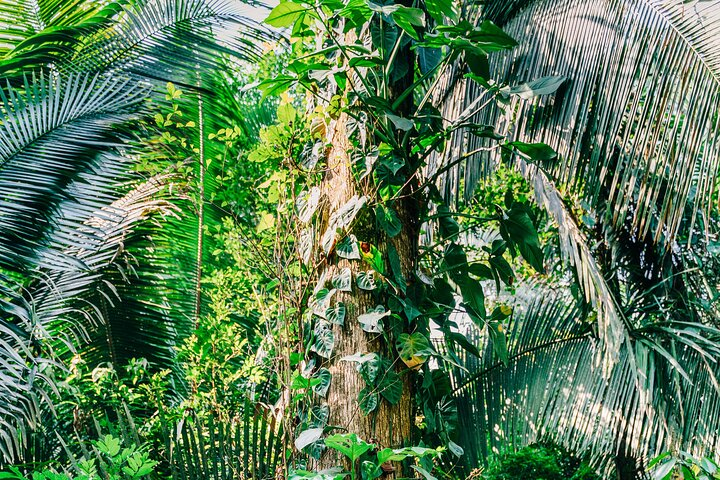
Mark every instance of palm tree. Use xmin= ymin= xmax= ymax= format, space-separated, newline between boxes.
xmin=0 ymin=0 xmax=274 ymax=465
xmin=433 ymin=0 xmax=720 ymax=476
xmin=448 ymin=284 xmax=720 ymax=477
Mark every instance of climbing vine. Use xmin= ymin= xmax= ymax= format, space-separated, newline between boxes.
xmin=255 ymin=0 xmax=564 ymax=476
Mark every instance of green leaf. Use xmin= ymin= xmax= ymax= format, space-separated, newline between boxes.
xmin=256 ymin=212 xmax=275 ymax=233
xmin=297 ymin=187 xmax=321 ymax=223
xmin=443 ymin=243 xmax=468 ymax=280
xmin=500 ymin=204 xmax=544 ymax=272
xmin=472 ymin=20 xmax=518 ymax=51
xmin=361 ymin=243 xmax=386 ymax=274
xmin=338 ymin=0 xmax=373 ymax=28
xmin=356 ymin=270 xmax=379 ymax=290
xmin=437 ymin=204 xmax=459 ymax=239
xmin=465 ymin=52 xmax=489 ymax=79
xmin=312 ymin=288 xmax=336 ymax=317
xmin=311 ymin=320 xmax=335 ymax=358
xmin=458 ymin=276 xmax=486 ymax=321
xmin=295 ymin=428 xmax=324 ymax=451
xmin=489 ymin=253 xmax=514 ymax=287
xmin=411 ymin=466 xmax=438 ymax=480
xmin=326 ymin=302 xmax=346 ymax=326
xmin=418 ymin=47 xmax=442 ymax=75
xmin=278 ymin=103 xmax=298 ymax=124
xmin=97 ymin=435 xmax=120 ymax=457
xmin=321 ymin=195 xmax=367 ymax=255
xmin=396 ymin=332 xmax=433 ymax=363
xmin=343 ymin=352 xmax=382 ymax=383
xmin=313 ymin=368 xmax=332 ymax=397
xmin=299 ymin=227 xmax=314 ymax=265
xmin=309 ymin=404 xmax=330 ymax=428
xmin=324 ymin=434 xmax=374 ymax=463
xmin=349 ymin=56 xmax=386 ymax=68
xmin=336 ymin=234 xmax=361 ymax=260
xmin=358 ymin=387 xmax=379 ymax=414
xmin=368 ymin=2 xmax=399 ymax=15
xmin=371 ymin=19 xmax=398 ymax=53
xmin=402 ymin=297 xmax=422 ymax=322
xmin=424 ymin=0 xmax=457 ymax=23
xmin=386 ymin=113 xmax=414 ymax=131
xmin=505 ymin=141 xmax=557 ymax=161
xmin=265 ymin=2 xmax=309 ymax=28
xmin=377 ymin=446 xmax=438 ymax=465
xmin=376 ymin=204 xmax=402 ymax=237
xmin=447 ymin=440 xmax=464 ymax=457
xmin=448 ymin=331 xmax=480 ymax=357
xmin=468 ymin=262 xmax=492 ymax=280
xmin=379 ymin=155 xmax=405 ymax=175
xmin=649 ymin=458 xmax=677 ymax=480
xmin=501 ymin=75 xmax=566 ymax=99
xmin=291 ymin=373 xmax=322 ymax=390
xmin=391 ymin=7 xmax=425 ymax=40
xmin=258 ymin=75 xmax=297 ymax=99
xmin=377 ymin=359 xmax=402 ymax=404
xmin=488 ymin=321 xmax=509 ymax=365
xmin=332 ymin=267 xmax=352 ymax=292
xmin=388 ymin=244 xmax=406 ymax=293
xmin=358 ymin=306 xmax=389 ymax=333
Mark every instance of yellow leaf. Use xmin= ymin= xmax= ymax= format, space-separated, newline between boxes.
xmin=280 ymin=91 xmax=293 ymax=104
xmin=256 ymin=212 xmax=275 ymax=233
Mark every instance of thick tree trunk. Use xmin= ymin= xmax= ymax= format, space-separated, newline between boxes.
xmin=317 ymin=113 xmax=415 ymax=477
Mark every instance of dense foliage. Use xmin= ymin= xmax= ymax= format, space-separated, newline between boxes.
xmin=1 ymin=0 xmax=720 ymax=479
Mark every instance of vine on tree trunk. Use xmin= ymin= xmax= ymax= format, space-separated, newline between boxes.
xmin=256 ymin=0 xmax=559 ymax=477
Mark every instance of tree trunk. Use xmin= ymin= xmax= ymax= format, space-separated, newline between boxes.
xmin=317 ymin=113 xmax=416 ymax=477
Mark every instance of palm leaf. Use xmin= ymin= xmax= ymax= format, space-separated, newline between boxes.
xmin=0 ymin=0 xmax=278 ymax=466
xmin=438 ymin=0 xmax=720 ymax=247
xmin=0 ymin=0 xmax=124 ymax=77
xmin=0 ymin=71 xmax=149 ymax=271
xmin=65 ymin=0 xmax=274 ymax=91
xmin=448 ymin=286 xmax=720 ymax=476
xmin=0 ymin=70 xmax=188 ymax=464
xmin=169 ymin=400 xmax=285 ymax=479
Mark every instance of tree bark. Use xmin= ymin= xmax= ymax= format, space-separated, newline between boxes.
xmin=317 ymin=113 xmax=415 ymax=477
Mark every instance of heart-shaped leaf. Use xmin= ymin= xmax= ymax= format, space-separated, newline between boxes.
xmin=356 ymin=270 xmax=378 ymax=290
xmin=358 ymin=306 xmax=389 ymax=333
xmin=375 ymin=204 xmax=402 ymax=237
xmin=336 ymin=234 xmax=361 ymax=260
xmin=358 ymin=387 xmax=379 ymax=414
xmin=313 ymin=368 xmax=332 ymax=397
xmin=296 ymin=187 xmax=321 ymax=223
xmin=311 ymin=320 xmax=335 ymax=358
xmin=332 ymin=267 xmax=352 ymax=292
xmin=295 ymin=428 xmax=324 ymax=451
xmin=325 ymin=302 xmax=346 ymax=326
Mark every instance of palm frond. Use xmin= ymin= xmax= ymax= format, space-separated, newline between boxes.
xmin=169 ymin=401 xmax=285 ymax=480
xmin=0 ymin=165 xmax=185 ymax=465
xmin=439 ymin=0 xmax=720 ymax=247
xmin=523 ymin=160 xmax=632 ymax=368
xmin=0 ymin=0 xmax=123 ymax=77
xmin=0 ymin=70 xmax=192 ymax=464
xmin=448 ymin=286 xmax=720 ymax=476
xmin=0 ymin=71 xmax=149 ymax=271
xmin=0 ymin=0 xmax=44 ymax=55
xmin=67 ymin=0 xmax=275 ymax=90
